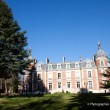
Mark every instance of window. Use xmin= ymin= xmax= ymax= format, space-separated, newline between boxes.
xmin=58 ymin=73 xmax=61 ymax=79
xmin=77 ymin=82 xmax=80 ymax=88
xmin=101 ymin=60 xmax=104 ymax=67
xmin=37 ymin=74 xmax=41 ymax=80
xmin=75 ymin=71 xmax=80 ymax=78
xmin=37 ymin=65 xmax=41 ymax=70
xmin=37 ymin=82 xmax=41 ymax=91
xmin=66 ymin=72 xmax=71 ymax=79
xmin=88 ymin=81 xmax=92 ymax=89
xmin=48 ymin=65 xmax=52 ymax=70
xmin=88 ymin=71 xmax=92 ymax=78
xmin=58 ymin=82 xmax=61 ymax=88
xmin=57 ymin=64 xmax=61 ymax=69
xmin=66 ymin=64 xmax=70 ymax=69
xmin=49 ymin=83 xmax=52 ymax=90
xmin=48 ymin=73 xmax=52 ymax=80
xmin=87 ymin=63 xmax=91 ymax=67
xmin=67 ymin=82 xmax=70 ymax=88
xmin=75 ymin=63 xmax=79 ymax=68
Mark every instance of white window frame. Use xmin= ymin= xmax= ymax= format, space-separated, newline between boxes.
xmin=58 ymin=73 xmax=61 ymax=79
xmin=66 ymin=72 xmax=71 ymax=80
xmin=75 ymin=71 xmax=80 ymax=78
xmin=67 ymin=82 xmax=70 ymax=88
xmin=66 ymin=63 xmax=70 ymax=69
xmin=88 ymin=81 xmax=92 ymax=89
xmin=48 ymin=72 xmax=52 ymax=80
xmin=37 ymin=73 xmax=41 ymax=80
xmin=77 ymin=81 xmax=80 ymax=88
xmin=88 ymin=71 xmax=92 ymax=78
xmin=48 ymin=64 xmax=52 ymax=70
xmin=58 ymin=82 xmax=61 ymax=88
xmin=49 ymin=83 xmax=52 ymax=90
xmin=75 ymin=63 xmax=79 ymax=68
xmin=87 ymin=63 xmax=91 ymax=68
xmin=100 ymin=60 xmax=104 ymax=67
xmin=57 ymin=64 xmax=61 ymax=69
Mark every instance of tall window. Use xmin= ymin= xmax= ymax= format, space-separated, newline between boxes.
xmin=88 ymin=81 xmax=92 ymax=89
xmin=37 ymin=82 xmax=41 ymax=91
xmin=49 ymin=83 xmax=52 ymax=90
xmin=77 ymin=82 xmax=80 ymax=88
xmin=37 ymin=74 xmax=41 ymax=80
xmin=88 ymin=71 xmax=92 ymax=78
xmin=66 ymin=72 xmax=71 ymax=79
xmin=48 ymin=73 xmax=52 ymax=80
xmin=75 ymin=71 xmax=80 ymax=78
xmin=58 ymin=82 xmax=61 ymax=88
xmin=101 ymin=60 xmax=104 ymax=67
xmin=67 ymin=82 xmax=70 ymax=88
xmin=58 ymin=73 xmax=61 ymax=79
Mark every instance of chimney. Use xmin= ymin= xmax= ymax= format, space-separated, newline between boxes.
xmin=80 ymin=55 xmax=82 ymax=62
xmin=63 ymin=57 xmax=65 ymax=63
xmin=46 ymin=58 xmax=49 ymax=64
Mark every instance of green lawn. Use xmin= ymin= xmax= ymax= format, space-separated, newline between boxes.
xmin=0 ymin=93 xmax=110 ymax=110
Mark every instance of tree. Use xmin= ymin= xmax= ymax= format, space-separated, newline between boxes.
xmin=102 ymin=58 xmax=110 ymax=88
xmin=0 ymin=0 xmax=30 ymax=93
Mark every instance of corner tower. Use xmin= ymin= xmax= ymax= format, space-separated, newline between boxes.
xmin=94 ymin=42 xmax=108 ymax=68
xmin=94 ymin=42 xmax=108 ymax=90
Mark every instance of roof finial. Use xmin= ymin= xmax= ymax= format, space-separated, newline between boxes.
xmin=98 ymin=41 xmax=101 ymax=50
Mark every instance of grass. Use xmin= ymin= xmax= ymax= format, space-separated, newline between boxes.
xmin=0 ymin=93 xmax=110 ymax=110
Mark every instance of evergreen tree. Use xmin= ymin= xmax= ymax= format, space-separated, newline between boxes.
xmin=0 ymin=0 xmax=30 ymax=93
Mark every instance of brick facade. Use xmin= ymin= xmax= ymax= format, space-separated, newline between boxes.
xmin=21 ymin=43 xmax=110 ymax=93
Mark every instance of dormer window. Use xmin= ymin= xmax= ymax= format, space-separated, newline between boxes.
xmin=66 ymin=64 xmax=70 ymax=69
xmin=57 ymin=64 xmax=61 ymax=69
xmin=37 ymin=65 xmax=41 ymax=70
xmin=87 ymin=63 xmax=91 ymax=68
xmin=48 ymin=65 xmax=52 ymax=70
xmin=75 ymin=63 xmax=79 ymax=68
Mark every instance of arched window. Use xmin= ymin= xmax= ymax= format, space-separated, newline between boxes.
xmin=100 ymin=60 xmax=104 ymax=67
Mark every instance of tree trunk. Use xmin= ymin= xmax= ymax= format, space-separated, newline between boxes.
xmin=5 ymin=79 xmax=7 ymax=94
xmin=0 ymin=78 xmax=2 ymax=89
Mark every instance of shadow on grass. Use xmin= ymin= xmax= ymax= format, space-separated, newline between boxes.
xmin=16 ymin=94 xmax=67 ymax=110
xmin=0 ymin=93 xmax=44 ymax=98
xmin=0 ymin=93 xmax=110 ymax=110
xmin=66 ymin=93 xmax=110 ymax=110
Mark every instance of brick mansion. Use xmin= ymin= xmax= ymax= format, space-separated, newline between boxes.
xmin=20 ymin=42 xmax=110 ymax=93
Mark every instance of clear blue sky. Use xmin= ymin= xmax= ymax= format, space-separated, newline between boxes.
xmin=5 ymin=0 xmax=110 ymax=63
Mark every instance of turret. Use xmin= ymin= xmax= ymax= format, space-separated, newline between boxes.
xmin=94 ymin=42 xmax=108 ymax=67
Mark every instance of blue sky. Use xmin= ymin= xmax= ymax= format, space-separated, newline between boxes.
xmin=5 ymin=0 xmax=110 ymax=63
